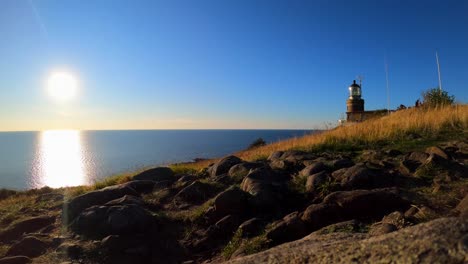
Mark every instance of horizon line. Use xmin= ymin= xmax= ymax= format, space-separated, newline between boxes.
xmin=0 ymin=128 xmax=322 ymax=133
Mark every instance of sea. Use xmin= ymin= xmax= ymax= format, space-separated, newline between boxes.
xmin=0 ymin=130 xmax=313 ymax=190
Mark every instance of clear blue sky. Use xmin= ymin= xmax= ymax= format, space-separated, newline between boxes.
xmin=1 ymin=0 xmax=467 ymax=131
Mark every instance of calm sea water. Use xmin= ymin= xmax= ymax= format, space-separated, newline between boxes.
xmin=0 ymin=130 xmax=313 ymax=190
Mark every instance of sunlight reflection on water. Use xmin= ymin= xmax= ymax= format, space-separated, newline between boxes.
xmin=31 ymin=130 xmax=89 ymax=188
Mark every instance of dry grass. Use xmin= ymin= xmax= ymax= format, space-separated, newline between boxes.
xmin=64 ymin=170 xmax=145 ymax=198
xmin=176 ymin=105 xmax=467 ymax=171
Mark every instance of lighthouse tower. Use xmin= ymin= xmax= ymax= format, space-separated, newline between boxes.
xmin=346 ymin=80 xmax=365 ymax=122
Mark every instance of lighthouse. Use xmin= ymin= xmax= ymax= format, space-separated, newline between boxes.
xmin=347 ymin=80 xmax=364 ymax=112
xmin=346 ymin=80 xmax=365 ymax=122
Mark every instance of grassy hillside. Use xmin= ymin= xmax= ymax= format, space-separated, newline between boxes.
xmin=172 ymin=104 xmax=467 ymax=172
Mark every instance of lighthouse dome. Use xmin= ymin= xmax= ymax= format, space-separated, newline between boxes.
xmin=348 ymin=80 xmax=361 ymax=99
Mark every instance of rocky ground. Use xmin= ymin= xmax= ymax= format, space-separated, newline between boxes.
xmin=0 ymin=139 xmax=467 ymax=264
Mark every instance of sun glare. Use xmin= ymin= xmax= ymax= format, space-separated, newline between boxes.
xmin=32 ymin=130 xmax=88 ymax=188
xmin=47 ymin=71 xmax=78 ymax=101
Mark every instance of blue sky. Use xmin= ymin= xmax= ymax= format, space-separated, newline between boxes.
xmin=1 ymin=0 xmax=467 ymax=131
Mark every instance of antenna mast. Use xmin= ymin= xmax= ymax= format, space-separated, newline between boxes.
xmin=385 ymin=57 xmax=390 ymax=114
xmin=356 ymin=75 xmax=364 ymax=88
xmin=436 ymin=51 xmax=443 ymax=92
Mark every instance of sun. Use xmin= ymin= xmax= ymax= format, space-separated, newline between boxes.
xmin=47 ymin=71 xmax=78 ymax=102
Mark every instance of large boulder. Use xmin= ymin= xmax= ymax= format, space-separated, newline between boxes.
xmin=70 ymin=204 xmax=154 ymax=238
xmin=336 ymin=165 xmax=393 ymax=190
xmin=267 ymin=151 xmax=284 ymax=161
xmin=132 ymin=167 xmax=174 ymax=182
xmin=174 ymin=181 xmax=215 ymax=205
xmin=228 ymin=162 xmax=264 ymax=182
xmin=368 ymin=223 xmax=397 ymax=236
xmin=0 ymin=216 xmax=56 ymax=243
xmin=266 ymin=212 xmax=308 ymax=246
xmin=337 ymin=165 xmax=375 ymax=189
xmin=269 ymin=160 xmax=294 ymax=171
xmin=190 ymin=215 xmax=241 ymax=253
xmin=226 ymin=217 xmax=468 ymax=264
xmin=240 ymin=168 xmax=289 ymax=209
xmin=208 ymin=156 xmax=243 ymax=177
xmin=299 ymin=162 xmax=326 ymax=177
xmin=56 ymin=242 xmax=83 ymax=259
xmin=323 ymin=188 xmax=410 ymax=219
xmin=305 ymin=171 xmax=330 ymax=193
xmin=121 ymin=180 xmax=158 ymax=194
xmin=64 ymin=184 xmax=138 ymax=223
xmin=100 ymin=235 xmax=152 ymax=263
xmin=330 ymin=159 xmax=354 ymax=170
xmin=105 ymin=195 xmax=145 ymax=206
xmin=281 ymin=151 xmax=314 ymax=162
xmin=237 ymin=218 xmax=265 ymax=238
xmin=6 ymin=236 xmax=48 ymax=258
xmin=301 ymin=188 xmax=409 ymax=234
xmin=212 ymin=187 xmax=249 ymax=217
xmin=240 ymin=167 xmax=289 ymax=194
xmin=301 ymin=203 xmax=342 ymax=231
xmin=399 ymin=151 xmax=430 ymax=175
xmin=0 ymin=256 xmax=32 ymax=264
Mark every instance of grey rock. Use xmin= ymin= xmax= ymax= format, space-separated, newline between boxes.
xmin=174 ymin=181 xmax=214 ymax=204
xmin=323 ymin=188 xmax=409 ymax=219
xmin=6 ymin=236 xmax=48 ymax=258
xmin=330 ymin=159 xmax=354 ymax=170
xmin=0 ymin=216 xmax=55 ymax=243
xmin=213 ymin=187 xmax=249 ymax=217
xmin=56 ymin=242 xmax=83 ymax=259
xmin=240 ymin=168 xmax=289 ymax=209
xmin=269 ymin=159 xmax=293 ymax=170
xmin=208 ymin=156 xmax=243 ymax=177
xmin=368 ymin=223 xmax=397 ymax=236
xmin=228 ymin=162 xmax=263 ymax=181
xmin=227 ymin=217 xmax=468 ymax=264
xmin=305 ymin=171 xmax=330 ymax=193
xmin=121 ymin=180 xmax=157 ymax=194
xmin=299 ymin=162 xmax=326 ymax=177
xmin=301 ymin=203 xmax=342 ymax=231
xmin=132 ymin=167 xmax=174 ymax=182
xmin=177 ymin=175 xmax=196 ymax=183
xmin=101 ymin=235 xmax=150 ymax=255
xmin=64 ymin=184 xmax=138 ymax=223
xmin=340 ymin=165 xmax=395 ymax=190
xmin=267 ymin=151 xmax=284 ymax=161
xmin=105 ymin=195 xmax=145 ymax=206
xmin=331 ymin=168 xmax=348 ymax=180
xmin=0 ymin=256 xmax=32 ymax=264
xmin=408 ymin=151 xmax=430 ymax=163
xmin=385 ymin=149 xmax=402 ymax=157
xmin=70 ymin=204 xmax=154 ymax=238
xmin=313 ymin=220 xmax=362 ymax=235
xmin=381 ymin=211 xmax=406 ymax=229
xmin=339 ymin=165 xmax=376 ymax=189
xmin=266 ymin=212 xmax=308 ymax=246
xmin=238 ymin=218 xmax=264 ymax=238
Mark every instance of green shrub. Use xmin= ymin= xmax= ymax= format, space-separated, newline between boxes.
xmin=247 ymin=138 xmax=266 ymax=150
xmin=422 ymin=88 xmax=455 ymax=107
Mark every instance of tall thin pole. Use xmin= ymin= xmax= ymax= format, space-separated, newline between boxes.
xmin=436 ymin=51 xmax=443 ymax=92
xmin=385 ymin=56 xmax=390 ymax=114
